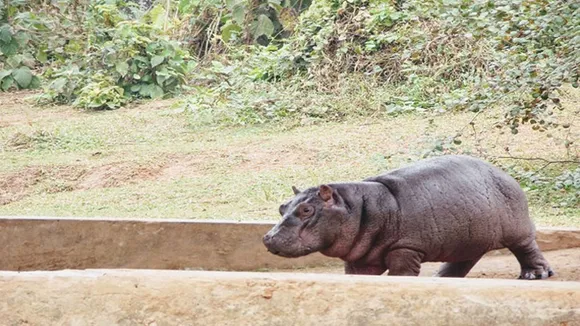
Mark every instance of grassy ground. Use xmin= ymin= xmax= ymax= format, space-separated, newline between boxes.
xmin=0 ymin=89 xmax=578 ymax=226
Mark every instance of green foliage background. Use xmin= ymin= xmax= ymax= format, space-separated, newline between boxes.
xmin=1 ymin=0 xmax=578 ymax=113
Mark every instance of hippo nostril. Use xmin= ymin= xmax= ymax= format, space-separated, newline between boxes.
xmin=263 ymin=234 xmax=273 ymax=245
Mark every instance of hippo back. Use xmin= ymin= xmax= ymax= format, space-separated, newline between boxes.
xmin=365 ymin=155 xmax=532 ymax=262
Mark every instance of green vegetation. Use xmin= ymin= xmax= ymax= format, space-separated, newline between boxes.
xmin=0 ymin=0 xmax=578 ymax=224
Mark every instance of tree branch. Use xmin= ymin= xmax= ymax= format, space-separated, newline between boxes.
xmin=494 ymin=154 xmax=580 ymax=165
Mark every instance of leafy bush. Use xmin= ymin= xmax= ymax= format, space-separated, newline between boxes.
xmin=265 ymin=0 xmax=579 ymax=124
xmin=2 ymin=0 xmax=194 ymax=109
xmin=73 ymin=74 xmax=127 ymax=109
xmin=37 ymin=20 xmax=194 ymax=108
xmin=553 ymin=168 xmax=580 ymax=208
xmin=0 ymin=3 xmax=41 ymax=91
xmin=108 ymin=22 xmax=193 ymax=99
xmin=509 ymin=166 xmax=580 ymax=209
xmin=1 ymin=0 xmax=578 ymax=122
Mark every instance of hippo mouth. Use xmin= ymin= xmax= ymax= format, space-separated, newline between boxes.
xmin=263 ymin=223 xmax=316 ymax=258
xmin=264 ymin=243 xmax=314 ymax=258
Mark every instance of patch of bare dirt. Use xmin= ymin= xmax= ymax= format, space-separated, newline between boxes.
xmin=235 ymin=146 xmax=314 ymax=171
xmin=0 ymin=91 xmax=81 ymax=129
xmin=0 ymin=141 xmax=317 ymax=206
xmin=210 ymin=141 xmax=319 ymax=174
xmin=0 ymin=90 xmax=38 ymax=108
xmin=0 ymin=168 xmax=43 ymax=205
xmin=156 ymin=154 xmax=216 ymax=181
xmin=0 ymin=161 xmax=166 ymax=205
xmin=0 ymin=166 xmax=85 ymax=205
xmin=128 ymin=99 xmax=176 ymax=111
xmin=156 ymin=145 xmax=315 ymax=181
xmin=76 ymin=162 xmax=164 ymax=190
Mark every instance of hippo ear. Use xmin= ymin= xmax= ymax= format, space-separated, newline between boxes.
xmin=292 ymin=186 xmax=301 ymax=195
xmin=318 ymin=184 xmax=333 ymax=202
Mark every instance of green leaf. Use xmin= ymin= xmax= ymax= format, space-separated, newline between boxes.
xmin=0 ymin=25 xmax=12 ymax=43
xmin=156 ymin=67 xmax=170 ymax=85
xmin=232 ymin=4 xmax=246 ymax=25
xmin=6 ymin=55 xmax=22 ymax=69
xmin=139 ymin=84 xmax=152 ymax=97
xmin=149 ymin=85 xmax=164 ymax=98
xmin=252 ymin=15 xmax=275 ymax=39
xmin=29 ymin=76 xmax=41 ymax=89
xmin=50 ymin=78 xmax=68 ymax=91
xmin=148 ymin=5 xmax=166 ymax=29
xmin=36 ymin=45 xmax=48 ymax=64
xmin=221 ymin=23 xmax=242 ymax=42
xmin=134 ymin=56 xmax=149 ymax=64
xmin=226 ymin=0 xmax=244 ymax=10
xmin=178 ymin=0 xmax=196 ymax=13
xmin=139 ymin=83 xmax=165 ymax=99
xmin=1 ymin=76 xmax=14 ymax=91
xmin=12 ymin=67 xmax=33 ymax=88
xmin=0 ymin=70 xmax=11 ymax=81
xmin=116 ymin=61 xmax=129 ymax=77
xmin=0 ymin=38 xmax=19 ymax=56
xmin=151 ymin=55 xmax=165 ymax=68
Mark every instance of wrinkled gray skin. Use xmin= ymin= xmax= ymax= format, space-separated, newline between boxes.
xmin=263 ymin=155 xmax=554 ymax=279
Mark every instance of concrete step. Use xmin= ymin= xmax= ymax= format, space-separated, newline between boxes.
xmin=1 ymin=270 xmax=579 ymax=325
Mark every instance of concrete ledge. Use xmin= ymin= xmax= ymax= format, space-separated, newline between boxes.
xmin=535 ymin=227 xmax=580 ymax=251
xmin=1 ymin=270 xmax=579 ymax=325
xmin=1 ymin=216 xmax=579 ymax=272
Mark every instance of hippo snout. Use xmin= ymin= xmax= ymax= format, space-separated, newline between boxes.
xmin=262 ymin=231 xmax=280 ymax=254
xmin=262 ymin=232 xmax=272 ymax=247
xmin=263 ymin=226 xmax=314 ymax=258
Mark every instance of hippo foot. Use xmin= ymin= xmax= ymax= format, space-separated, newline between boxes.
xmin=518 ymin=268 xmax=555 ymax=280
xmin=509 ymin=239 xmax=554 ymax=280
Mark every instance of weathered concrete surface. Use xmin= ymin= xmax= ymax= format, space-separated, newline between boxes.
xmin=0 ymin=216 xmax=336 ymax=271
xmin=1 ymin=270 xmax=579 ymax=326
xmin=1 ymin=216 xmax=579 ymax=272
xmin=536 ymin=227 xmax=580 ymax=251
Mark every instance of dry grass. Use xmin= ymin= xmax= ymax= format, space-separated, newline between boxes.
xmin=0 ymin=89 xmax=578 ymax=225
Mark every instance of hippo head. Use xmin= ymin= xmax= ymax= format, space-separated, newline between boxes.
xmin=262 ymin=184 xmax=352 ymax=258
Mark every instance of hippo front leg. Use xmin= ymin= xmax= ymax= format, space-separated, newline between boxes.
xmin=434 ymin=257 xmax=482 ymax=278
xmin=345 ymin=262 xmax=387 ymax=275
xmin=385 ymin=249 xmax=424 ymax=276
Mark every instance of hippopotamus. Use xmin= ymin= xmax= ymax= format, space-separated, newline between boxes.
xmin=262 ymin=155 xmax=554 ymax=279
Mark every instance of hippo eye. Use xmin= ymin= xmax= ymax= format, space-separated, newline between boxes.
xmin=301 ymin=205 xmax=314 ymax=217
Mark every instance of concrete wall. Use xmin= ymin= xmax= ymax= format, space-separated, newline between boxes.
xmin=0 ymin=216 xmax=337 ymax=271
xmin=1 ymin=270 xmax=579 ymax=325
xmin=1 ymin=216 xmax=580 ymax=272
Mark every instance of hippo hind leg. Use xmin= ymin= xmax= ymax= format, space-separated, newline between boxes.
xmin=434 ymin=257 xmax=482 ymax=278
xmin=508 ymin=238 xmax=554 ymax=280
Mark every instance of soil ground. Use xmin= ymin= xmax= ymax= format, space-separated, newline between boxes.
xmin=274 ymin=247 xmax=580 ymax=282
